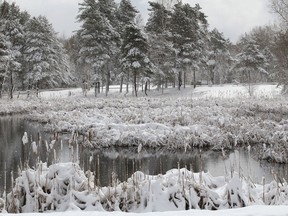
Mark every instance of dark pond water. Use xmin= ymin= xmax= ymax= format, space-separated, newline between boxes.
xmin=0 ymin=116 xmax=288 ymax=196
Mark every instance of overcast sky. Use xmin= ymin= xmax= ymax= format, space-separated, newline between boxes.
xmin=9 ymin=0 xmax=276 ymax=43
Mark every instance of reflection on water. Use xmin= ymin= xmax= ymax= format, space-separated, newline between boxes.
xmin=0 ymin=116 xmax=288 ymax=196
xmin=81 ymin=148 xmax=288 ymax=186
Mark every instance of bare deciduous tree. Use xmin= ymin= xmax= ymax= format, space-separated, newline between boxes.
xmin=270 ymin=0 xmax=288 ymax=28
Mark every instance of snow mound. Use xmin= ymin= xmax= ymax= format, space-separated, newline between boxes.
xmin=6 ymin=162 xmax=288 ymax=213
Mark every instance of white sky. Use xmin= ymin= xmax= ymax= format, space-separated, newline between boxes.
xmin=9 ymin=0 xmax=276 ymax=43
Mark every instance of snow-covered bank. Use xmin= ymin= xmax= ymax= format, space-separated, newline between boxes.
xmin=0 ymin=85 xmax=288 ymax=163
xmin=3 ymin=206 xmax=288 ymax=216
xmin=5 ymin=162 xmax=288 ymax=213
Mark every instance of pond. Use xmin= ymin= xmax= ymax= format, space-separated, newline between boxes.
xmin=0 ymin=116 xmax=288 ymax=196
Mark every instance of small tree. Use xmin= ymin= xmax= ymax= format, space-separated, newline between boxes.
xmin=233 ymin=39 xmax=268 ymax=95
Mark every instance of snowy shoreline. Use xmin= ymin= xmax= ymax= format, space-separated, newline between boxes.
xmin=0 ymin=85 xmax=288 ymax=163
xmin=4 ymin=162 xmax=288 ymax=213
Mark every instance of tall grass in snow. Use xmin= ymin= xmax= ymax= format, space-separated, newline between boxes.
xmin=5 ymin=162 xmax=288 ymax=213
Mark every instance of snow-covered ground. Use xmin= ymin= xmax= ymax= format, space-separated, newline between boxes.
xmin=3 ymin=206 xmax=288 ymax=216
xmin=1 ymin=84 xmax=288 ymax=215
xmin=0 ymin=84 xmax=287 ymax=163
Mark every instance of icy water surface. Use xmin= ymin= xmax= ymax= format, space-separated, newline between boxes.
xmin=0 ymin=116 xmax=288 ymax=196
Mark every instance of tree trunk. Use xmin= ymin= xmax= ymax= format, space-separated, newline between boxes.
xmin=94 ymin=81 xmax=97 ymax=97
xmin=183 ymin=71 xmax=186 ymax=89
xmin=126 ymin=72 xmax=130 ymax=94
xmin=105 ymin=68 xmax=110 ymax=97
xmin=0 ymin=77 xmax=3 ymax=99
xmin=178 ymin=71 xmax=182 ymax=90
xmin=9 ymin=71 xmax=13 ymax=99
xmin=133 ymin=71 xmax=137 ymax=97
xmin=144 ymin=81 xmax=148 ymax=96
xmin=120 ymin=76 xmax=123 ymax=93
xmin=193 ymin=69 xmax=196 ymax=89
xmin=172 ymin=77 xmax=176 ymax=88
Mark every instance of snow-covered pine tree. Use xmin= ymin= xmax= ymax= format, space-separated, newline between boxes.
xmin=116 ymin=0 xmax=138 ymax=93
xmin=206 ymin=29 xmax=229 ymax=85
xmin=77 ymin=0 xmax=119 ymax=96
xmin=233 ymin=38 xmax=268 ymax=95
xmin=0 ymin=2 xmax=25 ymax=98
xmin=170 ymin=2 xmax=207 ymax=89
xmin=145 ymin=1 xmax=173 ymax=91
xmin=23 ymin=16 xmax=72 ymax=91
xmin=121 ymin=23 xmax=154 ymax=97
xmin=64 ymin=34 xmax=84 ymax=88
xmin=0 ymin=26 xmax=9 ymax=98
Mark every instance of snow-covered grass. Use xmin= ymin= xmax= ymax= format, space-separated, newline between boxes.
xmin=5 ymin=162 xmax=288 ymax=213
xmin=0 ymin=84 xmax=287 ymax=163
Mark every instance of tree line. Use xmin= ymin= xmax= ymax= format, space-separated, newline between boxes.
xmin=0 ymin=1 xmax=72 ymax=98
xmin=1 ymin=0 xmax=288 ymax=98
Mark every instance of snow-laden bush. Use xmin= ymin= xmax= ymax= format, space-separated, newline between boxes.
xmin=6 ymin=162 xmax=288 ymax=213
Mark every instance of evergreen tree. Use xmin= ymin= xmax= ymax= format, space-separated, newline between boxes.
xmin=0 ymin=1 xmax=25 ymax=98
xmin=23 ymin=16 xmax=72 ymax=91
xmin=170 ymin=2 xmax=207 ymax=89
xmin=206 ymin=29 xmax=229 ymax=85
xmin=0 ymin=27 xmax=9 ymax=98
xmin=233 ymin=39 xmax=268 ymax=95
xmin=64 ymin=34 xmax=83 ymax=86
xmin=145 ymin=1 xmax=173 ymax=91
xmin=77 ymin=0 xmax=119 ymax=96
xmin=116 ymin=0 xmax=138 ymax=93
xmin=121 ymin=24 xmax=154 ymax=97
